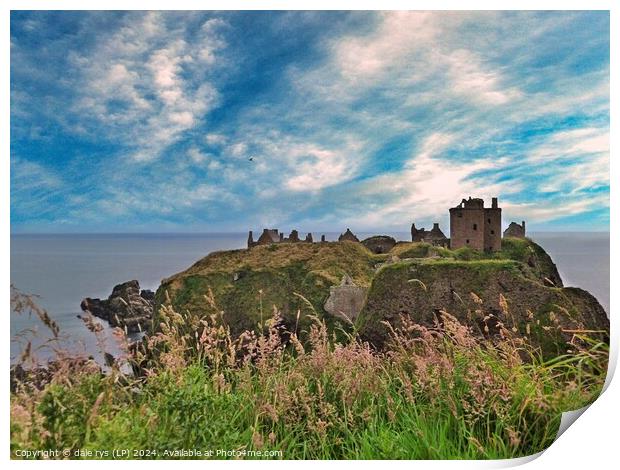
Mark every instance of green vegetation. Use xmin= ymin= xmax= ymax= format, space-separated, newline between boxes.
xmin=155 ymin=238 xmax=563 ymax=343
xmin=10 ymin=239 xmax=609 ymax=459
xmin=390 ymin=238 xmax=561 ymax=285
xmin=358 ymin=254 xmax=608 ymax=357
xmin=11 ymin=294 xmax=607 ymax=460
xmin=154 ymin=241 xmax=383 ymax=338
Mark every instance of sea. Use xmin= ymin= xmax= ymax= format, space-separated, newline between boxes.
xmin=9 ymin=232 xmax=610 ymax=364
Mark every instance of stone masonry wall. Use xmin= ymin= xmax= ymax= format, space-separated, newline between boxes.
xmin=449 ymin=206 xmax=485 ymax=250
xmin=483 ymin=208 xmax=502 ymax=252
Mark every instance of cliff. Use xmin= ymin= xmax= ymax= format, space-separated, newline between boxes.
xmin=154 ymin=237 xmax=608 ymax=356
xmin=155 ymin=241 xmax=380 ymax=338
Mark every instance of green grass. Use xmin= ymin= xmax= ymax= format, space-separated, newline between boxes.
xmin=10 ymin=240 xmax=607 ymax=460
xmin=154 ymin=239 xmax=559 ymax=347
xmin=11 ymin=302 xmax=608 ymax=460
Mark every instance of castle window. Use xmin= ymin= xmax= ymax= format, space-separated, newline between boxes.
xmin=457 ymin=212 xmax=462 ymax=218
xmin=473 ymin=224 xmax=477 ymax=230
xmin=490 ymin=230 xmax=495 ymax=235
xmin=488 ymin=218 xmax=491 ymax=223
xmin=466 ymin=239 xmax=469 ymax=244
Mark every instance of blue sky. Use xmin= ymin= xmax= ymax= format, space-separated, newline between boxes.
xmin=10 ymin=11 xmax=609 ymax=233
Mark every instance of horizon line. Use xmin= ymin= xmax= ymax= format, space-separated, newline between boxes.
xmin=10 ymin=229 xmax=612 ymax=236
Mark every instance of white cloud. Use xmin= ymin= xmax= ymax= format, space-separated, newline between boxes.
xmin=229 ymin=142 xmax=248 ymax=157
xmin=285 ymin=146 xmax=354 ymax=192
xmin=70 ymin=12 xmax=226 ymax=162
xmin=347 ymin=133 xmax=509 ymax=228
xmin=294 ymin=11 xmax=520 ymax=109
xmin=502 ymin=194 xmax=608 ymax=223
xmin=187 ymin=147 xmax=223 ymax=171
xmin=205 ymin=133 xmax=227 ymax=146
xmin=10 ymin=157 xmax=65 ymax=216
xmin=529 ymin=126 xmax=609 ymax=162
xmin=444 ymin=49 xmax=521 ymax=105
xmin=334 ymin=11 xmax=437 ymax=81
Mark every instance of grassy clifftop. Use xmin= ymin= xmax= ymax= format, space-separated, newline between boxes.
xmin=154 ymin=237 xmax=607 ymax=354
xmin=156 ymin=241 xmax=383 ymax=337
xmin=358 ymin=258 xmax=608 ymax=356
xmin=390 ymin=237 xmax=562 ymax=287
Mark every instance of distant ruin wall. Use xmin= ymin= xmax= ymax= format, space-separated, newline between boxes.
xmin=324 ymin=275 xmax=367 ymax=322
xmin=362 ymin=236 xmax=396 ymax=254
xmin=504 ymin=221 xmax=526 ymax=239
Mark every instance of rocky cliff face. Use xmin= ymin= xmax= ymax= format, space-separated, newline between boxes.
xmin=155 ymin=241 xmax=378 ymax=338
xmin=81 ymin=280 xmax=154 ymax=333
xmin=154 ymin=238 xmax=608 ymax=356
xmin=358 ymin=259 xmax=608 ymax=356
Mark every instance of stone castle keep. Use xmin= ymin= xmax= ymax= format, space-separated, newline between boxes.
xmin=449 ymin=197 xmax=502 ymax=252
xmin=248 ymin=196 xmax=525 ymax=253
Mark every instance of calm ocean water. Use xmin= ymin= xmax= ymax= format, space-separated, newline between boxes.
xmin=10 ymin=232 xmax=609 ymax=362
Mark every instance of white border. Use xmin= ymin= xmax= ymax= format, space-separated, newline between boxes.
xmin=3 ymin=2 xmax=617 ymax=468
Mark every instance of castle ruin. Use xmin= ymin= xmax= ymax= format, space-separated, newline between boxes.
xmin=504 ymin=221 xmax=526 ymax=239
xmin=248 ymin=196 xmax=521 ymax=253
xmin=411 ymin=222 xmax=448 ymax=247
xmin=449 ymin=197 xmax=501 ymax=252
xmin=248 ymin=228 xmax=315 ymax=248
xmin=338 ymin=228 xmax=360 ymax=242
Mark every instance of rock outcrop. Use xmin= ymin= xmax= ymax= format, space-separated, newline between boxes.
xmin=154 ymin=237 xmax=608 ymax=358
xmin=80 ymin=280 xmax=153 ymax=333
xmin=359 ymin=259 xmax=609 ymax=357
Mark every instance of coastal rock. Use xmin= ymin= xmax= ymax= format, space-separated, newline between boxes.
xmin=359 ymin=260 xmax=609 ymax=357
xmin=155 ymin=242 xmax=376 ymax=337
xmin=154 ymin=238 xmax=608 ymax=358
xmin=80 ymin=280 xmax=153 ymax=333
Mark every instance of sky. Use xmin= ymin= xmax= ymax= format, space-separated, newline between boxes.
xmin=10 ymin=11 xmax=610 ymax=233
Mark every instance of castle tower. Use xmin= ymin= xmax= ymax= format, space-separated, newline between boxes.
xmin=449 ymin=197 xmax=501 ymax=252
xmin=484 ymin=198 xmax=502 ymax=252
xmin=247 ymin=230 xmax=254 ymax=248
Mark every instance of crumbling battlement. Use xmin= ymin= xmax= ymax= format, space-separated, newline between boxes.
xmin=248 ymin=228 xmax=316 ymax=248
xmin=504 ymin=221 xmax=526 ymax=239
xmin=248 ymin=196 xmax=523 ymax=253
xmin=411 ymin=222 xmax=448 ymax=247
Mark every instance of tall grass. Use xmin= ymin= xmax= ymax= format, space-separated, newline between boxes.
xmin=10 ymin=287 xmax=608 ymax=460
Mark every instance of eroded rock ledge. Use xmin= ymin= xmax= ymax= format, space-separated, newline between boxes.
xmin=80 ymin=280 xmax=153 ymax=333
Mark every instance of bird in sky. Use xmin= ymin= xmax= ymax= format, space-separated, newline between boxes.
xmin=248 ymin=156 xmax=254 ymax=162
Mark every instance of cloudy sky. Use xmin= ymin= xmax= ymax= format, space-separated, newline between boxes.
xmin=10 ymin=11 xmax=609 ymax=233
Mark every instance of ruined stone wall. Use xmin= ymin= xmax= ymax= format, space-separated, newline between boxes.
xmin=362 ymin=236 xmax=396 ymax=254
xmin=483 ymin=208 xmax=502 ymax=252
xmin=504 ymin=222 xmax=526 ymax=238
xmin=324 ymin=275 xmax=368 ymax=322
xmin=449 ymin=207 xmax=485 ymax=250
